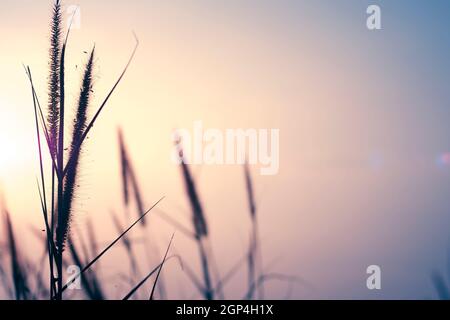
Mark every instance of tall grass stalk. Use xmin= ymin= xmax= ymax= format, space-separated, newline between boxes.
xmin=176 ymin=143 xmax=213 ymax=300
xmin=244 ymin=162 xmax=263 ymax=299
xmin=47 ymin=4 xmax=62 ymax=298
xmin=117 ymin=129 xmax=168 ymax=298
xmin=54 ymin=5 xmax=76 ymax=298
xmin=25 ymin=0 xmax=139 ymax=300
xmin=118 ymin=129 xmax=146 ymax=224
xmin=57 ymin=47 xmax=95 ymax=253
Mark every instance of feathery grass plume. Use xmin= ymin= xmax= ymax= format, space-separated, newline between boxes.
xmin=118 ymin=129 xmax=130 ymax=206
xmin=175 ymin=140 xmax=213 ymax=299
xmin=54 ymin=5 xmax=74 ymax=299
xmin=244 ymin=162 xmax=256 ymax=295
xmin=3 ymin=210 xmax=30 ymax=300
xmin=244 ymin=162 xmax=256 ymax=219
xmin=56 ymin=47 xmax=95 ymax=253
xmin=129 ymin=165 xmax=145 ymax=223
xmin=118 ymin=129 xmax=146 ymax=225
xmin=177 ymin=147 xmax=208 ymax=239
xmin=47 ymin=0 xmax=62 ymax=157
xmin=243 ymin=162 xmax=263 ymax=299
xmin=26 ymin=2 xmax=138 ymax=300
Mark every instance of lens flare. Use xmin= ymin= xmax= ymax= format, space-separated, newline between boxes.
xmin=437 ymin=152 xmax=450 ymax=167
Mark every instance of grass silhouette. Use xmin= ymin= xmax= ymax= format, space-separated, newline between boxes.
xmin=0 ymin=0 xmax=297 ymax=301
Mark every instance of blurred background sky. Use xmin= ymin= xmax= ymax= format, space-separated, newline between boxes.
xmin=0 ymin=0 xmax=450 ymax=299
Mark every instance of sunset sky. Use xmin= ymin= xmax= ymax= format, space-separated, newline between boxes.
xmin=0 ymin=0 xmax=450 ymax=299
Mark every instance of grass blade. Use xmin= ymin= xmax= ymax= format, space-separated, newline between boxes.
xmin=149 ymin=233 xmax=174 ymax=300
xmin=23 ymin=66 xmax=59 ymax=174
xmin=111 ymin=211 xmax=138 ymax=275
xmin=176 ymin=142 xmax=213 ymax=299
xmin=59 ymin=197 xmax=164 ymax=294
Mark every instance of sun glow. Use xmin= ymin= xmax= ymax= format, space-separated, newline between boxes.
xmin=0 ymin=134 xmax=15 ymax=171
xmin=0 ymin=135 xmax=22 ymax=178
xmin=0 ymin=102 xmax=33 ymax=177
